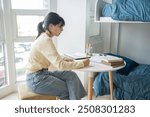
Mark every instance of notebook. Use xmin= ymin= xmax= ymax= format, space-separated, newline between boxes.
xmin=90 ymin=54 xmax=123 ymax=63
xmin=64 ymin=53 xmax=91 ymax=60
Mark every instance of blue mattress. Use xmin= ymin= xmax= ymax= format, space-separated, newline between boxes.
xmin=102 ymin=0 xmax=150 ymax=22
xmin=93 ymin=64 xmax=150 ymax=100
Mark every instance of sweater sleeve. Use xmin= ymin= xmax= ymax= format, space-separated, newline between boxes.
xmin=36 ymin=37 xmax=84 ymax=70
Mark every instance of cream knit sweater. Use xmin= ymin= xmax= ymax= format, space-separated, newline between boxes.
xmin=26 ymin=33 xmax=84 ymax=74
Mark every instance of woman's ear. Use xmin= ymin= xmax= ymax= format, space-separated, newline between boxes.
xmin=49 ymin=24 xmax=53 ymax=29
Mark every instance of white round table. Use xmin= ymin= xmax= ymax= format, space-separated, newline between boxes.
xmin=77 ymin=62 xmax=125 ymax=100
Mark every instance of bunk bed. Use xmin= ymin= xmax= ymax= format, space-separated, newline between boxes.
xmin=95 ymin=0 xmax=150 ymax=23
xmin=93 ymin=53 xmax=150 ymax=100
xmin=94 ymin=0 xmax=150 ymax=99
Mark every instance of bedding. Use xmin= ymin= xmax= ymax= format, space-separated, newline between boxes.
xmin=102 ymin=0 xmax=150 ymax=22
xmin=93 ymin=64 xmax=150 ymax=99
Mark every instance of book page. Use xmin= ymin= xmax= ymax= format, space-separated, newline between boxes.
xmin=101 ymin=55 xmax=123 ymax=62
xmin=90 ymin=55 xmax=123 ymax=63
xmin=64 ymin=53 xmax=90 ymax=60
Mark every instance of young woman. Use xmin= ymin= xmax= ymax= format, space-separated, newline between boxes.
xmin=26 ymin=12 xmax=90 ymax=100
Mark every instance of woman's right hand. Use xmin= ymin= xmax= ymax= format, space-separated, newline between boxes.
xmin=83 ymin=59 xmax=90 ymax=67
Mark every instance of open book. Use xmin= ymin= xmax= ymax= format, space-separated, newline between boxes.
xmin=64 ymin=53 xmax=91 ymax=60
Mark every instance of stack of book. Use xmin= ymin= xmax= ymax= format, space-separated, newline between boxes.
xmin=101 ymin=55 xmax=125 ymax=67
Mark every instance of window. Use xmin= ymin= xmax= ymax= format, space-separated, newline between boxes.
xmin=11 ymin=0 xmax=50 ymax=81
xmin=0 ymin=0 xmax=52 ymax=98
xmin=0 ymin=2 xmax=7 ymax=89
xmin=16 ymin=15 xmax=44 ymax=37
xmin=11 ymin=0 xmax=49 ymax=9
xmin=14 ymin=42 xmax=32 ymax=81
xmin=0 ymin=43 xmax=7 ymax=87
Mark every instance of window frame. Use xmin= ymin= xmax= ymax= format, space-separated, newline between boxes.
xmin=0 ymin=0 xmax=53 ymax=98
xmin=12 ymin=10 xmax=49 ymax=42
xmin=0 ymin=0 xmax=16 ymax=98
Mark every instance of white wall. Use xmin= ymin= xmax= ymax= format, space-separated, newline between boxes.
xmin=102 ymin=23 xmax=150 ymax=64
xmin=118 ymin=23 xmax=150 ymax=64
xmin=56 ymin=0 xmax=87 ymax=54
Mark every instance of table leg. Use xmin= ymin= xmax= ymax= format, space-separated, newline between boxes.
xmin=88 ymin=76 xmax=93 ymax=100
xmin=109 ymin=71 xmax=113 ymax=100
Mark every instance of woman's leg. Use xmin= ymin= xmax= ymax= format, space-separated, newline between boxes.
xmin=26 ymin=70 xmax=70 ymax=100
xmin=27 ymin=69 xmax=87 ymax=100
xmin=49 ymin=71 xmax=87 ymax=100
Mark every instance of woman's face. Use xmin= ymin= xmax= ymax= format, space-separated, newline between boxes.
xmin=49 ymin=23 xmax=64 ymax=37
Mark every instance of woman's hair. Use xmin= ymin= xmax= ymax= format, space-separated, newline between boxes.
xmin=36 ymin=12 xmax=65 ymax=38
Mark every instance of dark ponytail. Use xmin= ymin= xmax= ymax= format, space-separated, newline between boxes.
xmin=36 ymin=12 xmax=65 ymax=38
xmin=36 ymin=21 xmax=45 ymax=38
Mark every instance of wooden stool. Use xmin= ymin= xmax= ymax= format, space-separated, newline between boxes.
xmin=17 ymin=83 xmax=57 ymax=100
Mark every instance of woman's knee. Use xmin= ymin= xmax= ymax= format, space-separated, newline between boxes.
xmin=66 ymin=71 xmax=79 ymax=80
xmin=69 ymin=71 xmax=77 ymax=76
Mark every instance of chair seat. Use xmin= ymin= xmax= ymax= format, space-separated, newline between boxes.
xmin=17 ymin=83 xmax=56 ymax=100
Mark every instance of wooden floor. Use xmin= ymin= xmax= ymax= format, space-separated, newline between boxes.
xmin=1 ymin=92 xmax=111 ymax=100
xmin=1 ymin=92 xmax=19 ymax=100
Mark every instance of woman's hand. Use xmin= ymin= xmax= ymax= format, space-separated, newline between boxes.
xmin=63 ymin=57 xmax=74 ymax=62
xmin=82 ymin=59 xmax=90 ymax=67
